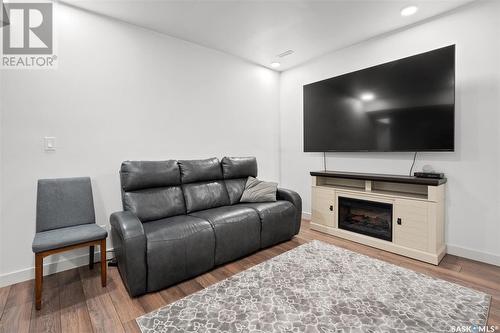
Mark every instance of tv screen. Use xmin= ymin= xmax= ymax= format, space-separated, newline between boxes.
xmin=303 ymin=45 xmax=455 ymax=152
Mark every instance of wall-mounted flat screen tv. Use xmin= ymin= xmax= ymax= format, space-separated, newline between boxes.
xmin=303 ymin=45 xmax=455 ymax=152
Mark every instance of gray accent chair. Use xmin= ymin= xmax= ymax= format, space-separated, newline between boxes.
xmin=111 ymin=157 xmax=302 ymax=297
xmin=32 ymin=177 xmax=108 ymax=310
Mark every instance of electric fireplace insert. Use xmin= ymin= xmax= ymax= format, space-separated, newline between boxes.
xmin=338 ymin=197 xmax=393 ymax=241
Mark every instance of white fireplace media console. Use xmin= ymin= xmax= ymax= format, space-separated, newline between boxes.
xmin=310 ymin=171 xmax=446 ymax=265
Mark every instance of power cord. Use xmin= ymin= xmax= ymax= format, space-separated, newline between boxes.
xmin=323 ymin=152 xmax=327 ymax=171
xmin=108 ymin=258 xmax=118 ymax=267
xmin=409 ymin=152 xmax=418 ymax=176
xmin=105 ymin=249 xmax=118 ymax=266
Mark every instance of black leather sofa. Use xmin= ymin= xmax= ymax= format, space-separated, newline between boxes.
xmin=110 ymin=157 xmax=302 ymax=296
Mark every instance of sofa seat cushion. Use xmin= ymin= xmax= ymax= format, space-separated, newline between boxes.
xmin=190 ymin=206 xmax=260 ymax=265
xmin=32 ymin=224 xmax=107 ymax=253
xmin=143 ymin=215 xmax=215 ymax=292
xmin=236 ymin=201 xmax=296 ymax=248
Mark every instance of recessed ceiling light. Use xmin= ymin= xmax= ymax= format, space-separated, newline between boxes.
xmin=360 ymin=92 xmax=375 ymax=101
xmin=270 ymin=62 xmax=281 ymax=68
xmin=401 ymin=5 xmax=418 ymax=17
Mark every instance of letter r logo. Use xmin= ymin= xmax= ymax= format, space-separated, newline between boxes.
xmin=2 ymin=2 xmax=52 ymax=54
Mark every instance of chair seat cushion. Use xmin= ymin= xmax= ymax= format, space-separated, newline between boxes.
xmin=143 ymin=215 xmax=215 ymax=292
xmin=32 ymin=224 xmax=107 ymax=253
xmin=190 ymin=206 xmax=260 ymax=265
xmin=236 ymin=201 xmax=296 ymax=248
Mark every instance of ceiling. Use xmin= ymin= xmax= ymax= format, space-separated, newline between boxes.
xmin=62 ymin=0 xmax=473 ymax=71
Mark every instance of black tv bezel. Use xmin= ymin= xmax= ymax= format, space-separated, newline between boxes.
xmin=303 ymin=45 xmax=456 ymax=153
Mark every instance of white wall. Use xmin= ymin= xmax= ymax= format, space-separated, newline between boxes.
xmin=280 ymin=1 xmax=500 ymax=265
xmin=0 ymin=3 xmax=280 ymax=286
xmin=2 ymin=1 xmax=499 ymax=288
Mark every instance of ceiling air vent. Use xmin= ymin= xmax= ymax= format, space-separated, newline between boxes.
xmin=277 ymin=50 xmax=294 ymax=58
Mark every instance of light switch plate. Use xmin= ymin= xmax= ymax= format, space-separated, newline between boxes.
xmin=44 ymin=137 xmax=56 ymax=151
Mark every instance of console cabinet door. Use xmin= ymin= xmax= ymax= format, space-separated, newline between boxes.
xmin=394 ymin=199 xmax=429 ymax=252
xmin=311 ymin=187 xmax=335 ymax=227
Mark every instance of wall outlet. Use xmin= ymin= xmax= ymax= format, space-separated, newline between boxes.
xmin=44 ymin=137 xmax=56 ymax=152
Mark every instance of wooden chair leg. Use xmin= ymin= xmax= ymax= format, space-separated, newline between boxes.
xmin=89 ymin=245 xmax=95 ymax=269
xmin=100 ymin=239 xmax=107 ymax=287
xmin=35 ymin=253 xmax=43 ymax=310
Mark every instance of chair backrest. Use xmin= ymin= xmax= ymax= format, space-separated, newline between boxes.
xmin=36 ymin=177 xmax=96 ymax=233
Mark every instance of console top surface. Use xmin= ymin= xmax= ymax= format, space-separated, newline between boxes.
xmin=310 ymin=170 xmax=447 ymax=186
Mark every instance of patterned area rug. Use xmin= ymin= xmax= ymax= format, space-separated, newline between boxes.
xmin=136 ymin=240 xmax=491 ymax=332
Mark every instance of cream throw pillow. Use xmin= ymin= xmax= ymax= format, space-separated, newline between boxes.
xmin=239 ymin=177 xmax=277 ymax=203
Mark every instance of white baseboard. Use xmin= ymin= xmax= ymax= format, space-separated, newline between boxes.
xmin=446 ymin=244 xmax=500 ymax=267
xmin=302 ymin=211 xmax=311 ymax=220
xmin=0 ymin=249 xmax=114 ymax=288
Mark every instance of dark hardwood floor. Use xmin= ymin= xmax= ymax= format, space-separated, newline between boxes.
xmin=1 ymin=220 xmax=499 ymax=332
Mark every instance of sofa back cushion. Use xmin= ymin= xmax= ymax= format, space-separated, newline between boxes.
xmin=221 ymin=156 xmax=257 ymax=179
xmin=120 ymin=161 xmax=186 ymax=222
xmin=224 ymin=179 xmax=247 ymax=205
xmin=178 ymin=157 xmax=222 ymax=183
xmin=221 ymin=157 xmax=258 ymax=204
xmin=121 ymin=160 xmax=181 ymax=191
xmin=182 ymin=181 xmax=230 ymax=213
xmin=179 ymin=158 xmax=230 ymax=213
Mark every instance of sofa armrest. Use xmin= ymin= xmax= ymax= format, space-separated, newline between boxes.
xmin=110 ymin=211 xmax=147 ymax=296
xmin=277 ymin=188 xmax=302 ymax=235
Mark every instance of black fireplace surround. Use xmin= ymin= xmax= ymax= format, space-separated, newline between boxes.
xmin=338 ymin=197 xmax=393 ymax=241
